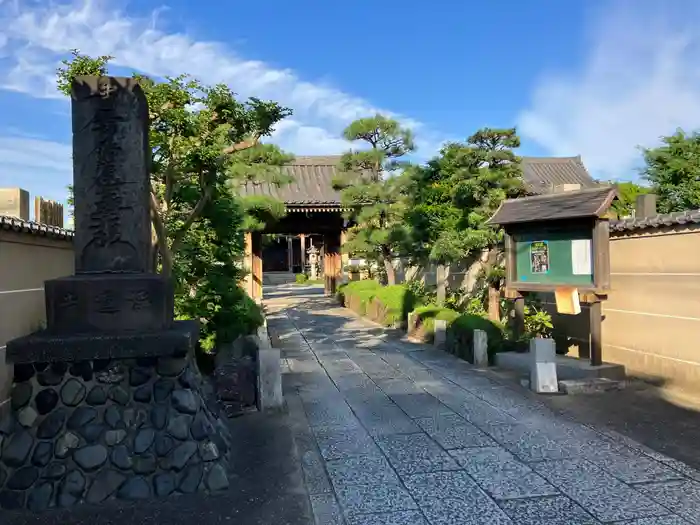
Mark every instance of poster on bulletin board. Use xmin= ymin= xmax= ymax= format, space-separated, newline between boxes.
xmin=529 ymin=241 xmax=549 ymax=274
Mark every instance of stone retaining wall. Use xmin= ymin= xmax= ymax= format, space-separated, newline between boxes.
xmin=0 ymin=352 xmax=232 ymax=512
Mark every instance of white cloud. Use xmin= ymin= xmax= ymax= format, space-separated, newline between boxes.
xmin=0 ymin=0 xmax=445 ymax=158
xmin=517 ymin=0 xmax=700 ymax=180
xmin=268 ymin=119 xmax=351 ymax=156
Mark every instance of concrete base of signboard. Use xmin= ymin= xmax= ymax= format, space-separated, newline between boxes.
xmin=495 ymin=352 xmax=626 ymax=381
xmin=558 ymin=378 xmax=625 ymax=394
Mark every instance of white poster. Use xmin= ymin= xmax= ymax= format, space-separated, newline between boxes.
xmin=571 ymin=239 xmax=592 ymax=275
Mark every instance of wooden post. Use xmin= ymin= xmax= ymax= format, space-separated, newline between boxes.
xmin=323 ymin=232 xmax=341 ymax=296
xmin=334 ymin=251 xmax=342 ymax=288
xmin=244 ymin=232 xmax=253 ymax=297
xmin=300 ymin=234 xmax=306 ymax=274
xmin=340 ymin=230 xmax=348 ymax=272
xmin=513 ymin=294 xmax=525 ymax=341
xmin=488 ymin=285 xmax=501 ymax=322
xmin=589 ymin=298 xmax=602 ymax=366
xmin=252 ymin=232 xmax=263 ymax=302
xmin=287 ymin=235 xmax=294 ymax=273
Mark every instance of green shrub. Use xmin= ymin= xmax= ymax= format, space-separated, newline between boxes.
xmin=342 ymin=280 xmax=382 ymax=315
xmin=446 ymin=313 xmax=505 ymax=363
xmin=369 ymin=284 xmax=419 ymax=327
xmin=345 ymin=279 xmax=383 ymax=292
xmin=295 ymin=273 xmax=309 ymax=284
xmin=410 ymin=305 xmax=461 ymax=341
xmin=523 ymin=304 xmax=554 ymax=339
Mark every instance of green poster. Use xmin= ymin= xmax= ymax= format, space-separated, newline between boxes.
xmin=529 ymin=241 xmax=549 ymax=274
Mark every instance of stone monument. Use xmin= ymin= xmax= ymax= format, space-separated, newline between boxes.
xmin=0 ymin=77 xmax=231 ymax=512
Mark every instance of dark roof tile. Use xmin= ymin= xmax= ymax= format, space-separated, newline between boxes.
xmin=240 ymin=155 xmax=598 ymax=206
xmin=488 ymin=186 xmax=617 ymax=225
xmin=521 ymin=156 xmax=597 ymax=194
xmin=610 ymin=209 xmax=700 ymax=233
xmin=239 ymin=155 xmax=344 ymax=206
xmin=0 ymin=215 xmax=74 ymax=239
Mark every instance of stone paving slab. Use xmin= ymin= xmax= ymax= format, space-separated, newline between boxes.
xmin=497 ymin=496 xmax=599 ymax=525
xmin=335 ymin=482 xmax=418 ymax=516
xmin=414 ymin=413 xmax=496 ymax=450
xmin=530 ymin=459 xmax=672 ymax=522
xmin=376 ymin=432 xmax=461 ymax=475
xmin=402 ymin=471 xmax=513 ymax=525
xmin=326 ymin=454 xmax=401 ymax=488
xmin=636 ymin=479 xmax=700 ymax=524
xmin=264 ymin=286 xmax=698 ymax=525
xmin=346 ymin=510 xmax=429 ymax=525
xmin=449 ymin=446 xmax=560 ymax=500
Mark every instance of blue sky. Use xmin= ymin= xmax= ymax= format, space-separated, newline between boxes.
xmin=1 ymin=0 xmax=699 ymax=223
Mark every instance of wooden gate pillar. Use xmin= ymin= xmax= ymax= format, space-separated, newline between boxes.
xmin=300 ymin=234 xmax=306 ymax=273
xmin=246 ymin=232 xmax=263 ymax=302
xmin=244 ymin=232 xmax=253 ymax=298
xmin=323 ymin=232 xmax=341 ymax=296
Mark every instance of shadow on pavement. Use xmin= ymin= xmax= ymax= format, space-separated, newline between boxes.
xmin=267 ymin=285 xmax=700 ymax=473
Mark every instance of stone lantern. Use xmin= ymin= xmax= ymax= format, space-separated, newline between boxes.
xmin=307 ymin=245 xmax=320 ymax=279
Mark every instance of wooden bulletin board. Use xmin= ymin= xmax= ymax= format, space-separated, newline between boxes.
xmin=512 ymin=224 xmax=594 ymax=288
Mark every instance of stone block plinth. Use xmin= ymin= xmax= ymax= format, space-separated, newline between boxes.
xmin=434 ymin=320 xmax=447 ymax=349
xmin=0 ymin=350 xmax=232 ymax=512
xmin=44 ymin=274 xmax=175 ymax=334
xmin=7 ymin=321 xmax=198 ymax=365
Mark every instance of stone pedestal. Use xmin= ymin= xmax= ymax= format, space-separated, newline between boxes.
xmin=433 ymin=320 xmax=447 ymax=349
xmin=255 ymin=322 xmax=282 ymax=412
xmin=473 ymin=329 xmax=488 ymax=367
xmin=529 ymin=338 xmax=558 ymax=394
xmin=0 ymin=352 xmax=231 ymax=512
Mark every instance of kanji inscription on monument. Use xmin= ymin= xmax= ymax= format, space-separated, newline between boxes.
xmin=71 ymin=76 xmax=151 ymax=274
xmin=8 ymin=75 xmax=197 ymax=360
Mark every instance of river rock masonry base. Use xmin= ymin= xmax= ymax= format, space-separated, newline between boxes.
xmin=0 ymin=353 xmax=232 ymax=512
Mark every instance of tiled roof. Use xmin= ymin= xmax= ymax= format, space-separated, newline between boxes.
xmin=240 ymin=155 xmax=344 ymax=206
xmin=521 ymin=156 xmax=597 ymax=194
xmin=240 ymin=155 xmax=598 ymax=206
xmin=610 ymin=209 xmax=700 ymax=233
xmin=488 ymin=186 xmax=617 ymax=226
xmin=0 ymin=215 xmax=74 ymax=239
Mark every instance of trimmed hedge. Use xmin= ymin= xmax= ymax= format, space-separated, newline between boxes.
xmin=408 ymin=305 xmax=461 ymax=342
xmin=338 ymin=282 xmax=505 ymax=365
xmin=339 ymin=280 xmax=382 ymax=316
xmin=368 ymin=285 xmax=419 ymax=327
xmin=338 ymin=280 xmax=417 ymax=328
xmin=446 ymin=313 xmax=505 ymax=364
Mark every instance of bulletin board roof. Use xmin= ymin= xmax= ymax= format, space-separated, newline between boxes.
xmin=487 ymin=186 xmax=617 ymax=226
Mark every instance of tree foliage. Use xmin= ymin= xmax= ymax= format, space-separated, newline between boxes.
xmin=640 ymin=129 xmax=700 ymax=213
xmin=406 ymin=128 xmax=526 ymax=265
xmin=57 ymin=49 xmax=292 ymax=276
xmin=606 ymin=181 xmax=650 ymax=218
xmin=57 ymin=50 xmax=293 ymax=348
xmin=334 ymin=115 xmax=415 ymax=285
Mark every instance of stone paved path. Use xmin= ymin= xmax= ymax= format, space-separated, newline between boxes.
xmin=266 ymin=284 xmax=700 ymax=525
